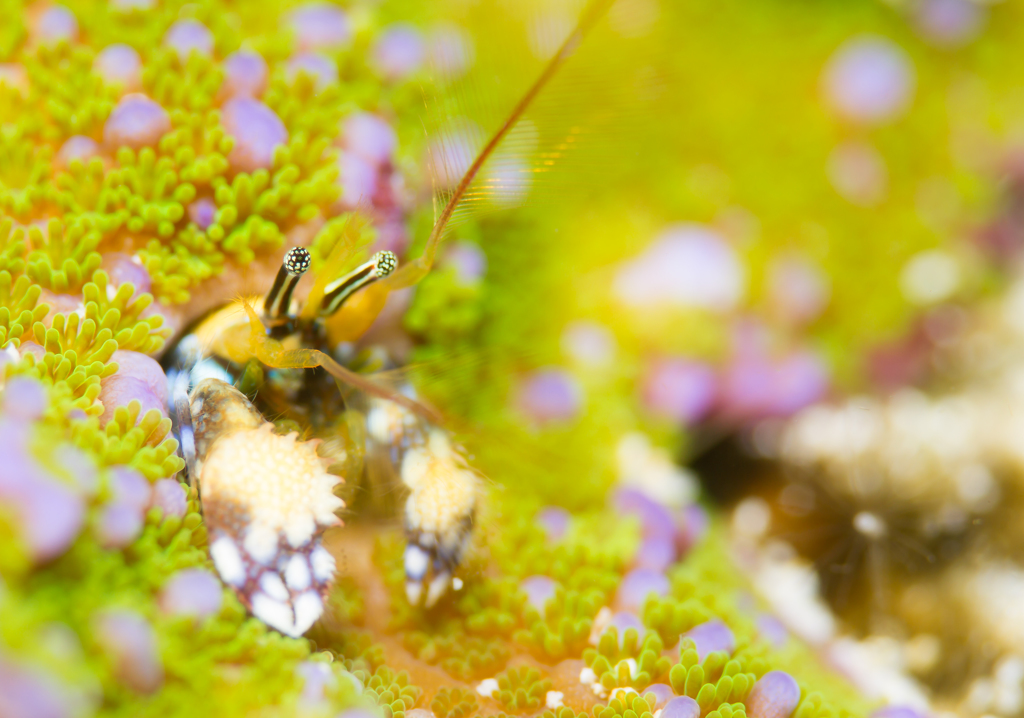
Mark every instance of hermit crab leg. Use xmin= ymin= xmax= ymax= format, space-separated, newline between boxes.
xmin=242 ymin=302 xmax=444 ymax=425
xmin=264 ymin=247 xmax=312 ymax=323
xmin=318 ymin=250 xmax=398 ymax=318
xmin=171 ymin=369 xmax=198 ymax=485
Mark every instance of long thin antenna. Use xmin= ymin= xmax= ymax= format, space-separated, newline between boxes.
xmin=416 ymin=0 xmax=615 ymax=274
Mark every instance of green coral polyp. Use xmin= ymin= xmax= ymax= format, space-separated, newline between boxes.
xmin=264 ymin=70 xmax=345 ymax=141
xmin=592 ymin=692 xmax=658 ymax=718
xmin=663 ymin=642 xmax=758 ymax=716
xmin=431 ymin=686 xmax=480 ymax=718
xmin=359 ymin=665 xmax=423 ymax=718
xmin=494 ymin=665 xmax=553 ymax=712
xmin=643 ymin=597 xmax=714 ymax=648
xmin=585 ymin=628 xmax=670 ymax=691
xmin=26 ymin=42 xmax=116 ymax=139
xmin=0 ymin=272 xmax=47 ymax=348
xmin=143 ymin=50 xmax=226 ymax=112
xmin=25 ymin=219 xmax=103 ymax=293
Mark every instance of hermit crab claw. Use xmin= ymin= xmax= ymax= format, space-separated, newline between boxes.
xmin=189 ymin=378 xmax=344 ymax=637
xmin=399 ymin=430 xmax=478 ymax=608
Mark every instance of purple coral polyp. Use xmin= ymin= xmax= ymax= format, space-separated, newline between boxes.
xmin=160 ymin=568 xmax=223 ymax=618
xmin=822 ymin=36 xmax=915 ymax=124
xmin=222 ymin=50 xmax=269 ymax=98
xmin=0 ymin=418 xmax=85 ymax=562
xmin=150 ymin=478 xmax=188 ymax=518
xmin=163 ymin=19 xmax=215 ymax=60
xmin=615 ymin=567 xmax=670 ymax=613
xmin=520 ymin=575 xmax=558 ymax=612
xmin=286 ymin=52 xmax=339 ymax=90
xmin=0 ymin=656 xmax=74 ymax=718
xmin=110 ymin=466 xmax=152 ymax=511
xmin=3 ymin=376 xmax=48 ymax=420
xmin=675 ymin=504 xmax=708 ymax=555
xmin=103 ymin=95 xmax=172 ymax=151
xmin=221 ymin=97 xmax=288 ymax=173
xmin=871 ymin=707 xmax=929 ymax=718
xmin=634 ymin=534 xmax=677 ymax=572
xmin=756 ymin=614 xmax=789 ymax=648
xmin=93 ymin=44 xmax=142 ymax=89
xmin=95 ymin=610 xmax=164 ymax=693
xmin=109 ymin=350 xmax=169 ymax=405
xmin=187 ymin=197 xmax=218 ymax=230
xmin=663 ymin=696 xmax=701 ymax=718
xmin=683 ymin=619 xmax=736 ymax=661
xmin=36 ymin=5 xmax=79 ymax=43
xmin=97 ymin=501 xmax=144 ymax=548
xmin=643 ymin=683 xmax=674 ymax=708
xmin=608 ymin=611 xmax=647 ymax=642
xmin=99 ymin=375 xmax=168 ymax=425
xmin=516 ymin=368 xmax=583 ymax=424
xmin=101 ymin=253 xmax=152 ymax=295
xmin=535 ymin=506 xmax=570 ymax=541
xmin=343 ymin=112 xmax=398 ymax=166
xmin=55 ymin=135 xmax=101 ymax=169
xmin=337 ymin=152 xmax=378 ymax=210
xmin=642 ymin=358 xmax=717 ymax=424
xmin=745 ymin=670 xmax=801 ymax=718
xmin=288 ymin=3 xmax=352 ymax=51
xmin=612 ymin=488 xmax=677 ymax=542
xmin=373 ymin=24 xmax=425 ymax=80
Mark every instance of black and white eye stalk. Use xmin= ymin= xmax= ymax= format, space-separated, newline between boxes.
xmin=264 ymin=247 xmax=312 ymax=322
xmin=318 ymin=250 xmax=398 ymax=318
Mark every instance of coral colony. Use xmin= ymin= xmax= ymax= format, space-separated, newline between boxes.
xmin=4 ymin=1 xmax=1024 ymax=718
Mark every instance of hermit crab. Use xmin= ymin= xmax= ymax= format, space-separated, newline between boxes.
xmin=164 ymin=0 xmax=613 ymax=637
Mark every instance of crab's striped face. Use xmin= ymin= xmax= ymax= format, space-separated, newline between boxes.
xmin=189 ymin=378 xmax=344 ymax=637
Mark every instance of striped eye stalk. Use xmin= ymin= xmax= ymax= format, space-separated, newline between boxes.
xmin=264 ymin=247 xmax=312 ymax=323
xmin=318 ymin=250 xmax=398 ymax=318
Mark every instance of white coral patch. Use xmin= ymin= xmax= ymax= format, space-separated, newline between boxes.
xmin=210 ymin=535 xmax=246 ymax=586
xmin=619 ymin=658 xmax=639 ymax=679
xmin=476 ymin=678 xmax=499 ymax=698
xmin=546 ymin=691 xmax=564 ymax=709
xmin=610 ymin=688 xmax=638 ymax=701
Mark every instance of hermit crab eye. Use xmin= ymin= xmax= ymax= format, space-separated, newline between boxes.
xmin=318 ymin=250 xmax=399 ymax=318
xmin=373 ymin=250 xmax=397 ymax=278
xmin=264 ymin=247 xmax=312 ymax=323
